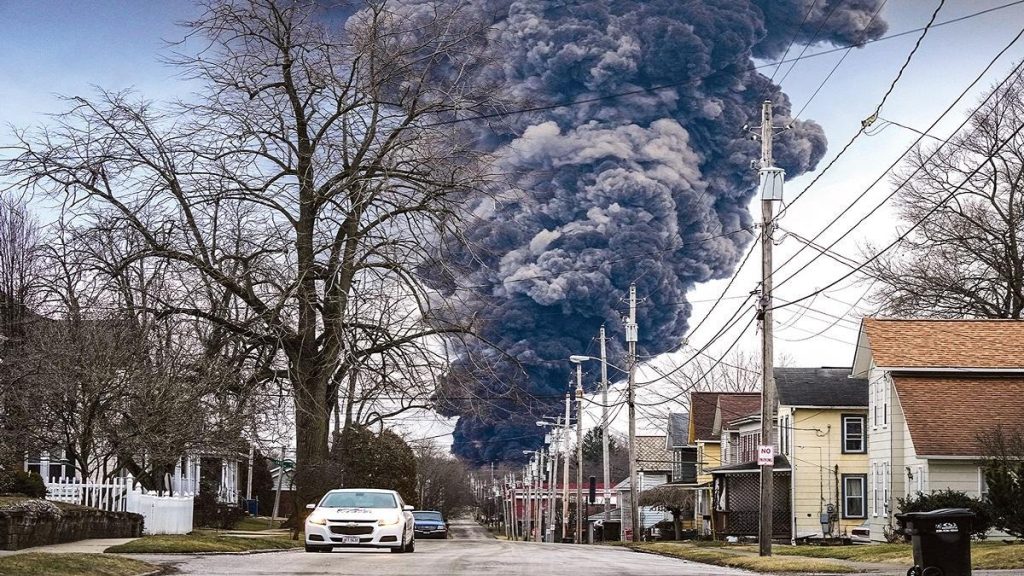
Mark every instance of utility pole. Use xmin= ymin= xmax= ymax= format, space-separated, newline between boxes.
xmin=270 ymin=445 xmax=286 ymax=529
xmin=512 ymin=474 xmax=519 ymax=541
xmin=626 ymin=284 xmax=640 ymax=543
xmin=536 ymin=450 xmax=545 ymax=542
xmin=575 ymin=369 xmax=584 ymax=544
xmin=525 ymin=463 xmax=533 ymax=541
xmin=549 ymin=419 xmax=560 ymax=542
xmin=600 ymin=326 xmax=611 ymax=525
xmin=561 ymin=392 xmax=571 ymax=542
xmin=756 ymin=99 xmax=784 ymax=557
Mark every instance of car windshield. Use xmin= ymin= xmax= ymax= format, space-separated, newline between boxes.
xmin=413 ymin=511 xmax=444 ymax=522
xmin=320 ymin=491 xmax=397 ymax=509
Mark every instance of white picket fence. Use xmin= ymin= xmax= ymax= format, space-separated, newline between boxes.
xmin=45 ymin=477 xmax=194 ymax=535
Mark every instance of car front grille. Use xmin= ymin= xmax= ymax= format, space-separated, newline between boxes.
xmin=329 ymin=525 xmax=375 ymax=535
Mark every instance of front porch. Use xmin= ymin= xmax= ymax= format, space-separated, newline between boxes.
xmin=710 ymin=456 xmax=791 ymax=541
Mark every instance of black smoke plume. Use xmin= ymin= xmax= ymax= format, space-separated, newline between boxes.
xmin=416 ymin=0 xmax=887 ymax=464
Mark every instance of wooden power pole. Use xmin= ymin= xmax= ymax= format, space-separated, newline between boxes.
xmin=757 ymin=99 xmax=784 ymax=557
xmin=626 ymin=284 xmax=640 ymax=542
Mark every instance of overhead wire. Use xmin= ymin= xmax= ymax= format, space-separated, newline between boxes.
xmin=767 ymin=25 xmax=1024 ymax=299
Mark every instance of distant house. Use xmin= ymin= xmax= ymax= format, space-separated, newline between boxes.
xmin=687 ymin=391 xmax=760 ymax=536
xmin=619 ymin=435 xmax=672 ymax=539
xmin=852 ymin=318 xmax=1024 ymax=541
xmin=709 ymin=395 xmax=791 ymax=541
xmin=707 ymin=368 xmax=868 ymax=542
xmin=666 ymin=412 xmax=697 ymax=485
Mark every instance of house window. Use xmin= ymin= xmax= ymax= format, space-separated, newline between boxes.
xmin=872 ymin=378 xmax=880 ymax=426
xmin=882 ymin=375 xmax=890 ymax=427
xmin=842 ymin=475 xmax=867 ymax=519
xmin=883 ymin=462 xmax=891 ymax=514
xmin=780 ymin=415 xmax=790 ymax=456
xmin=979 ymin=467 xmax=990 ymax=502
xmin=842 ymin=415 xmax=866 ymax=453
xmin=872 ymin=463 xmax=881 ymax=517
xmin=25 ymin=450 xmax=76 ymax=481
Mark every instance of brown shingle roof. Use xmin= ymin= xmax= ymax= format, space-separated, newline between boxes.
xmin=689 ymin=392 xmax=722 ymax=442
xmin=863 ymin=318 xmax=1024 ymax=369
xmin=716 ymin=394 xmax=762 ymax=432
xmin=894 ymin=375 xmax=1024 ymax=456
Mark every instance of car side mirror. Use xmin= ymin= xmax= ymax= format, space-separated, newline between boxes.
xmin=403 ymin=505 xmax=414 ymax=511
xmin=306 ymin=503 xmax=316 ymax=510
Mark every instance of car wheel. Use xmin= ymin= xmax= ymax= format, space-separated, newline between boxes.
xmin=407 ymin=538 xmax=415 ymax=553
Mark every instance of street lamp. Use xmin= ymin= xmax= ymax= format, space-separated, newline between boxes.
xmin=570 ymin=353 xmax=638 ymax=543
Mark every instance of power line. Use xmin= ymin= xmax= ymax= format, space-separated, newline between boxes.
xmin=775 ymin=118 xmax=1024 ymax=312
xmin=771 ymin=26 xmax=1024 ymax=293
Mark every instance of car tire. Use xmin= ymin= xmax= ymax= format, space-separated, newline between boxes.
xmin=407 ymin=538 xmax=415 ymax=553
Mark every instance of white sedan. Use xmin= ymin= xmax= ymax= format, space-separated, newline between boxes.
xmin=304 ymin=488 xmax=415 ymax=553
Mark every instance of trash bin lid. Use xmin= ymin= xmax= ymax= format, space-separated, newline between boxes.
xmin=896 ymin=508 xmax=975 ymax=520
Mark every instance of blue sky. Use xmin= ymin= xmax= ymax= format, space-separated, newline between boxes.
xmin=3 ymin=1 xmax=1024 ymax=437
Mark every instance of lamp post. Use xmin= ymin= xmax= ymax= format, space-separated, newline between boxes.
xmin=575 ymin=365 xmax=584 ymax=543
xmin=570 ymin=353 xmax=637 ymax=542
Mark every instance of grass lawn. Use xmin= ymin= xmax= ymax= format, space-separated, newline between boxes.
xmin=775 ymin=542 xmax=914 ymax=564
xmin=630 ymin=542 xmax=859 ymax=573
xmin=231 ymin=517 xmax=284 ymax=532
xmin=774 ymin=540 xmax=1024 ymax=570
xmin=0 ymin=553 xmax=157 ymax=576
xmin=104 ymin=533 xmax=301 ymax=554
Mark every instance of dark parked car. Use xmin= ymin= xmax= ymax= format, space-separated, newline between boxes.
xmin=412 ymin=510 xmax=448 ymax=539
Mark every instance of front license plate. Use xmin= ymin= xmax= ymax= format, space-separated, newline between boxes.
xmin=342 ymin=536 xmax=360 ymax=544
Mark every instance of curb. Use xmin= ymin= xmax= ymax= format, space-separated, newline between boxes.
xmin=113 ymin=547 xmax=300 ymax=556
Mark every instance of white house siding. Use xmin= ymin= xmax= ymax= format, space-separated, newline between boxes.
xmin=867 ymin=367 xmax=912 ymax=541
xmin=926 ymin=460 xmax=984 ymax=496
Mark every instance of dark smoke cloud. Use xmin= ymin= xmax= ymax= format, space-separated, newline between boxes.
xmin=404 ymin=0 xmax=885 ymax=464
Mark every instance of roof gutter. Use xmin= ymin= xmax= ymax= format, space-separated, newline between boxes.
xmin=880 ymin=366 xmax=1024 ymax=373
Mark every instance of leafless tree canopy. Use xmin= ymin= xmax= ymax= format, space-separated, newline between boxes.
xmin=3 ymin=0 xmax=507 ymax=501
xmin=866 ymin=69 xmax=1024 ymax=318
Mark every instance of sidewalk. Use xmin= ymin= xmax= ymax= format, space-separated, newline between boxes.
xmin=0 ymin=537 xmax=140 ymax=558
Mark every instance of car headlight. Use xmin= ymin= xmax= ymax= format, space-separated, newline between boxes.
xmin=307 ymin=513 xmax=327 ymax=526
xmin=378 ymin=514 xmax=401 ymax=526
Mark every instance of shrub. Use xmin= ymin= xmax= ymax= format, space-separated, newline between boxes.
xmin=0 ymin=498 xmax=62 ymax=517
xmin=192 ymin=480 xmax=245 ymax=529
xmin=895 ymin=489 xmax=992 ymax=539
xmin=0 ymin=470 xmax=47 ymax=498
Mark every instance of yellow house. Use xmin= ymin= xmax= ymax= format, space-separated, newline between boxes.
xmin=776 ymin=368 xmax=869 ymax=541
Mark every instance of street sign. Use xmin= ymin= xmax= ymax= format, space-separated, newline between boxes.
xmin=757 ymin=445 xmax=774 ymax=466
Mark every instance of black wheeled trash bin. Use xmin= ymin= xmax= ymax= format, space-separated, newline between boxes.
xmin=896 ymin=508 xmax=975 ymax=576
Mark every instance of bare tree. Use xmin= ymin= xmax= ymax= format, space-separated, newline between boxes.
xmin=0 ymin=194 xmax=43 ymax=467
xmin=866 ymin=69 xmax=1024 ymax=318
xmin=413 ymin=443 xmax=474 ymax=516
xmin=3 ymin=0 xmax=505 ymax=503
xmin=661 ymin=348 xmax=764 ymax=399
xmin=9 ymin=223 xmax=256 ymax=489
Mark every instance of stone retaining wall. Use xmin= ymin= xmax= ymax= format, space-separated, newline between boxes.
xmin=0 ymin=506 xmax=143 ymax=550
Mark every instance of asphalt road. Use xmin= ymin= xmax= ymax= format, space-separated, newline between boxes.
xmin=131 ymin=519 xmax=750 ymax=575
